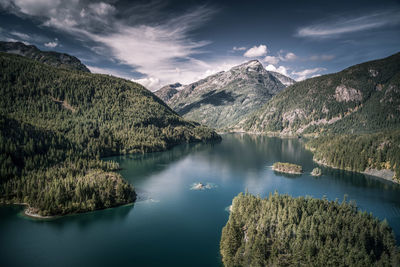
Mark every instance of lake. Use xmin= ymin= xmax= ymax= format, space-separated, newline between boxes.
xmin=1 ymin=134 xmax=400 ymax=267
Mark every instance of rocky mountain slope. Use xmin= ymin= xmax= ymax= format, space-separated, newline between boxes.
xmin=155 ymin=82 xmax=182 ymax=102
xmin=269 ymin=71 xmax=296 ymax=86
xmin=240 ymin=52 xmax=400 ymax=136
xmin=0 ymin=41 xmax=90 ymax=72
xmin=155 ymin=60 xmax=295 ymax=129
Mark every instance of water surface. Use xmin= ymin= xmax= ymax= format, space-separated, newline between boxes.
xmin=1 ymin=134 xmax=400 ymax=266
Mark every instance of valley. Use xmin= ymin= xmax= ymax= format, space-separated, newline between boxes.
xmin=156 ymin=52 xmax=400 ymax=184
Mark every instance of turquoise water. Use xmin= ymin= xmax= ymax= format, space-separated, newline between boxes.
xmin=1 ymin=134 xmax=400 ymax=267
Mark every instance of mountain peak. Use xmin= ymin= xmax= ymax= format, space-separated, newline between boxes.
xmin=235 ymin=59 xmax=263 ymax=68
xmin=159 ymin=59 xmax=288 ymax=129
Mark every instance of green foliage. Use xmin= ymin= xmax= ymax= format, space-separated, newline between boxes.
xmin=220 ymin=193 xmax=400 ymax=267
xmin=0 ymin=52 xmax=220 ymax=215
xmin=272 ymin=162 xmax=302 ymax=174
xmin=307 ymin=130 xmax=400 ymax=182
xmin=243 ymin=52 xmax=400 ymax=135
xmin=240 ymin=52 xmax=400 ymax=180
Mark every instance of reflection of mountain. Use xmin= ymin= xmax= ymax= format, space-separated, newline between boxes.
xmin=108 ymin=142 xmax=214 ymax=182
xmin=198 ymin=134 xmax=313 ymax=173
xmin=319 ymin=166 xmax=400 ymax=191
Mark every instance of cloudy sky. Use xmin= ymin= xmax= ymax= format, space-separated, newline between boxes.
xmin=1 ymin=0 xmax=399 ymax=90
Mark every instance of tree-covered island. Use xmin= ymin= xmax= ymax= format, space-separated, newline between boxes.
xmin=220 ymin=192 xmax=400 ymax=266
xmin=272 ymin=162 xmax=303 ymax=174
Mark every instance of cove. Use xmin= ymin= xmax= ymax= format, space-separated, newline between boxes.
xmin=1 ymin=134 xmax=400 ymax=267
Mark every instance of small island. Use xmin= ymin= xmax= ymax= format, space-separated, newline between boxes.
xmin=272 ymin=162 xmax=303 ymax=174
xmin=311 ymin=167 xmax=322 ymax=176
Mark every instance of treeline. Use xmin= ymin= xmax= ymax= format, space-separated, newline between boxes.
xmin=0 ymin=52 xmax=219 ymax=215
xmin=307 ymin=130 xmax=400 ymax=182
xmin=220 ymin=193 xmax=399 ymax=267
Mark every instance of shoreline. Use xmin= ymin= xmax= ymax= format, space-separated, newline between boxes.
xmin=228 ymin=131 xmax=399 ymax=185
xmin=313 ymin=158 xmax=398 ymax=184
xmin=272 ymin=168 xmax=302 ymax=175
xmin=8 ymin=201 xmax=136 ymax=220
xmin=272 ymin=167 xmax=302 ymax=175
xmin=12 ymin=203 xmax=55 ymax=219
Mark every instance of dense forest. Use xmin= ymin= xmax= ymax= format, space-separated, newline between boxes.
xmin=220 ymin=193 xmax=400 ymax=267
xmin=307 ymin=130 xmax=400 ymax=183
xmin=0 ymin=52 xmax=219 ymax=216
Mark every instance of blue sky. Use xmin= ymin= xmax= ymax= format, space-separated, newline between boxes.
xmin=0 ymin=0 xmax=399 ymax=90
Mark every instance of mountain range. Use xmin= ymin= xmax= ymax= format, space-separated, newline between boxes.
xmin=155 ymin=52 xmax=400 ymax=182
xmin=1 ymin=40 xmax=399 ymax=216
xmin=155 ymin=60 xmax=295 ymax=129
xmin=240 ymin=52 xmax=400 ymax=136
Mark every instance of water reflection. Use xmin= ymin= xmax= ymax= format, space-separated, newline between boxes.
xmin=1 ymin=133 xmax=400 ymax=267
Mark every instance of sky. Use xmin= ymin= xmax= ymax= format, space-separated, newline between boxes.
xmin=0 ymin=0 xmax=399 ymax=91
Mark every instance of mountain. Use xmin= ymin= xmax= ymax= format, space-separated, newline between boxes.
xmin=269 ymin=71 xmax=296 ymax=86
xmin=156 ymin=60 xmax=294 ymax=129
xmin=0 ymin=41 xmax=90 ymax=72
xmin=240 ymin=52 xmax=400 ymax=136
xmin=240 ymin=52 xmax=400 ymax=182
xmin=0 ymin=52 xmax=219 ymax=216
xmin=155 ymin=82 xmax=182 ymax=102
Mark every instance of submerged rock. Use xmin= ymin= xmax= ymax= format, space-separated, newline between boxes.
xmin=311 ymin=167 xmax=322 ymax=176
xmin=190 ymin=182 xmax=217 ymax=190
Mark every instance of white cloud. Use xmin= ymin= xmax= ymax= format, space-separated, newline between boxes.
xmin=297 ymin=10 xmax=400 ymax=38
xmin=292 ymin=67 xmax=326 ymax=81
xmin=263 ymin=56 xmax=279 ymax=65
xmin=88 ymin=2 xmax=115 ymax=16
xmin=2 ymin=1 xmax=229 ymax=90
xmin=131 ymin=77 xmax=161 ymax=90
xmin=232 ymin=46 xmax=246 ymax=51
xmin=44 ymin=38 xmax=58 ymax=48
xmin=265 ymin=64 xmax=289 ymax=76
xmin=87 ymin=65 xmax=131 ymax=79
xmin=3 ymin=37 xmax=29 ymax=45
xmin=2 ymin=0 xmax=62 ymax=16
xmin=278 ymin=51 xmax=297 ymax=61
xmin=283 ymin=52 xmax=297 ymax=61
xmin=10 ymin=31 xmax=30 ymax=40
xmin=243 ymin=44 xmax=267 ymax=57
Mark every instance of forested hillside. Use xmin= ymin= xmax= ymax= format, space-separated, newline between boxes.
xmin=307 ymin=130 xmax=400 ymax=182
xmin=220 ymin=193 xmax=399 ymax=267
xmin=241 ymin=52 xmax=400 ymax=136
xmin=0 ymin=52 xmax=219 ymax=216
xmin=239 ymin=52 xmax=400 ymax=182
